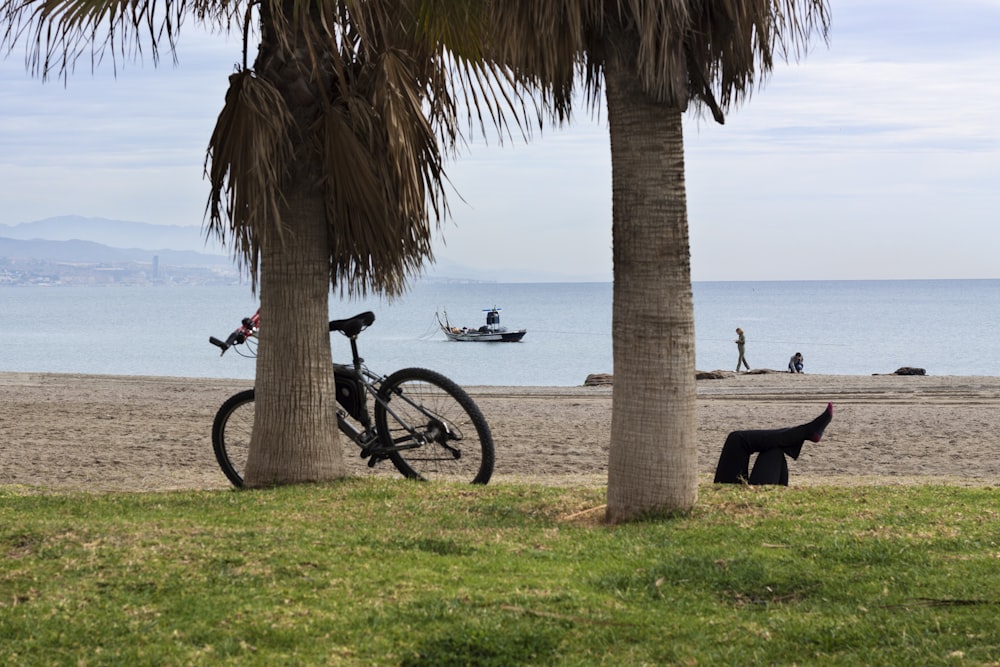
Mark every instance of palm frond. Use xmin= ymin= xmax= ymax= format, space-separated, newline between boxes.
xmin=205 ymin=68 xmax=294 ymax=290
xmin=485 ymin=0 xmax=594 ymax=120
xmin=484 ymin=0 xmax=830 ymax=124
xmin=1 ymin=0 xmax=249 ymax=80
xmin=2 ymin=0 xmax=179 ymax=79
xmin=681 ymin=0 xmax=831 ymax=120
xmin=317 ymin=43 xmax=444 ymax=298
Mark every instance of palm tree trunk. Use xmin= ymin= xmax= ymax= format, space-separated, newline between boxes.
xmin=244 ymin=187 xmax=346 ymax=487
xmin=242 ymin=14 xmax=346 ymax=487
xmin=603 ymin=33 xmax=699 ymax=522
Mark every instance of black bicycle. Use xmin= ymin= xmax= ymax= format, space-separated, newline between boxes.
xmin=209 ymin=310 xmax=495 ymax=487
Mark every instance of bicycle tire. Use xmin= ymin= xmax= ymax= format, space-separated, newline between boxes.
xmin=375 ymin=367 xmax=495 ymax=484
xmin=212 ymin=389 xmax=255 ymax=488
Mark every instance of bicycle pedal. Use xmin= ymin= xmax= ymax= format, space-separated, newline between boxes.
xmin=358 ymin=432 xmax=379 ymax=460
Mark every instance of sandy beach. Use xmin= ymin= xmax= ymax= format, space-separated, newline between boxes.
xmin=2 ymin=371 xmax=999 ymax=493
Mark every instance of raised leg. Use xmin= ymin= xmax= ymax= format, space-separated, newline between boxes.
xmin=713 ymin=404 xmax=833 ymax=485
xmin=713 ymin=429 xmax=794 ymax=483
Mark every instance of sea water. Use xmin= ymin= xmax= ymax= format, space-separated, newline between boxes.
xmin=2 ymin=279 xmax=999 ymax=385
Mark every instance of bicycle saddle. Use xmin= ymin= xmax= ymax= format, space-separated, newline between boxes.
xmin=329 ymin=311 xmax=376 ymax=337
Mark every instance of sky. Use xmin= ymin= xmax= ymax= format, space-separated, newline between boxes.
xmin=2 ymin=1 xmax=998 ymax=283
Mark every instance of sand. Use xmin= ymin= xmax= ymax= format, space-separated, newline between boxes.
xmin=2 ymin=371 xmax=999 ymax=493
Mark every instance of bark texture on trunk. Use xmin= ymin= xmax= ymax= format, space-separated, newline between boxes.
xmin=244 ymin=189 xmax=346 ymax=487
xmin=603 ymin=32 xmax=699 ymax=522
xmin=243 ymin=12 xmax=346 ymax=487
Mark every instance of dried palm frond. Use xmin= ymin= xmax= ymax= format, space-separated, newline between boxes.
xmin=481 ymin=1 xmax=593 ymax=121
xmin=0 ymin=0 xmax=213 ymax=79
xmin=683 ymin=0 xmax=831 ymax=120
xmin=204 ymin=68 xmax=294 ymax=289
xmin=318 ymin=45 xmax=443 ymax=298
xmin=486 ymin=0 xmax=830 ymax=124
xmin=245 ymin=0 xmax=531 ymax=299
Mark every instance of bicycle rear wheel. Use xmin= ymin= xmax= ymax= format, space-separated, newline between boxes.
xmin=375 ymin=368 xmax=494 ymax=484
xmin=212 ymin=389 xmax=254 ymax=488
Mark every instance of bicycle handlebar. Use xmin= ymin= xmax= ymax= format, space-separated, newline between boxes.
xmin=209 ymin=311 xmax=260 ymax=356
xmin=209 ymin=331 xmax=243 ymax=352
xmin=210 ymin=309 xmax=375 ymax=356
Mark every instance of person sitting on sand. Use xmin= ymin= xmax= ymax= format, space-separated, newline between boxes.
xmin=714 ymin=403 xmax=833 ymax=486
xmin=788 ymin=352 xmax=804 ymax=373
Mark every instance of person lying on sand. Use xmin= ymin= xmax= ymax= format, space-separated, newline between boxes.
xmin=713 ymin=403 xmax=833 ymax=486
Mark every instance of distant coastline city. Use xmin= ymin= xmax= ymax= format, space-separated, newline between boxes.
xmin=0 ymin=216 xmax=239 ymax=287
xmin=0 ymin=256 xmax=240 ymax=287
xmin=0 ymin=215 xmax=589 ymax=286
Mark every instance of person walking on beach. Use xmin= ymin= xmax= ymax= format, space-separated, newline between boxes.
xmin=714 ymin=403 xmax=833 ymax=485
xmin=735 ymin=328 xmax=750 ymax=372
xmin=788 ymin=352 xmax=804 ymax=373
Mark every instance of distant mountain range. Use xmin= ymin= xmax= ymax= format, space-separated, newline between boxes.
xmin=0 ymin=216 xmax=236 ymax=285
xmin=0 ymin=216 xmax=228 ymax=263
xmin=1 ymin=215 xmax=599 ymax=283
xmin=0 ymin=237 xmax=233 ymax=268
xmin=0 ymin=215 xmax=489 ymax=280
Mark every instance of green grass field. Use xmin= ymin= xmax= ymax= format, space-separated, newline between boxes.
xmin=1 ymin=480 xmax=997 ymax=665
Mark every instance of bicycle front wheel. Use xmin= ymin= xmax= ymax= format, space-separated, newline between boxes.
xmin=375 ymin=368 xmax=494 ymax=484
xmin=212 ymin=389 xmax=254 ymax=488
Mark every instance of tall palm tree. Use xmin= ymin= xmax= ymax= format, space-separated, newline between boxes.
xmin=1 ymin=0 xmax=516 ymax=487
xmin=490 ymin=1 xmax=830 ymax=522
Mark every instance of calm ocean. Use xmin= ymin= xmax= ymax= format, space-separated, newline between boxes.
xmin=2 ymin=279 xmax=999 ymax=386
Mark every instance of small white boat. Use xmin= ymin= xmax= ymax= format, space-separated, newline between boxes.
xmin=437 ymin=307 xmax=527 ymax=343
